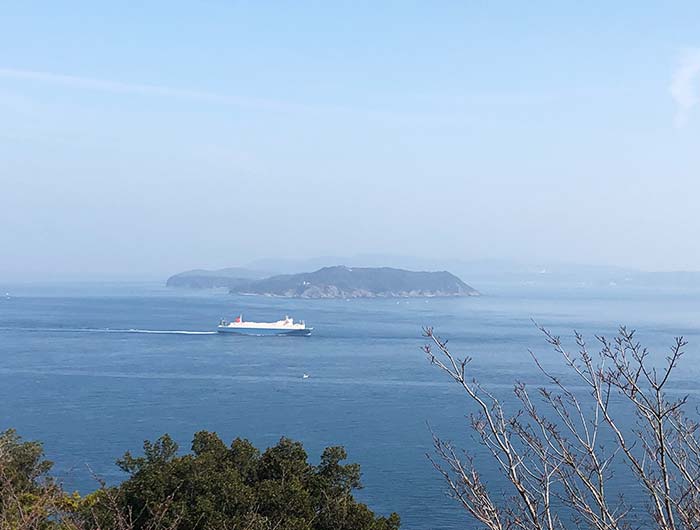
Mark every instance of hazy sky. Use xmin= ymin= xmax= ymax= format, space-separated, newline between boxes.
xmin=2 ymin=2 xmax=700 ymax=280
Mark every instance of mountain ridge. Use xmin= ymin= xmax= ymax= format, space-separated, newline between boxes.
xmin=166 ymin=265 xmax=479 ymax=298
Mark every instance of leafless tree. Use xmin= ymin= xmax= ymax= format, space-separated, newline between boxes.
xmin=0 ymin=466 xmax=79 ymax=530
xmin=0 ymin=463 xmax=181 ymax=530
xmin=423 ymin=325 xmax=700 ymax=530
xmin=82 ymin=473 xmax=182 ymax=530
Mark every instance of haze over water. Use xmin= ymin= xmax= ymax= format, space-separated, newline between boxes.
xmin=2 ymin=281 xmax=699 ymax=529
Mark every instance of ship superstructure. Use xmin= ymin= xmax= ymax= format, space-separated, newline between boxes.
xmin=217 ymin=315 xmax=312 ymax=336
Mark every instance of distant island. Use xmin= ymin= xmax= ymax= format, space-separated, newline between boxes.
xmin=166 ymin=267 xmax=265 ymax=289
xmin=166 ymin=265 xmax=479 ymax=298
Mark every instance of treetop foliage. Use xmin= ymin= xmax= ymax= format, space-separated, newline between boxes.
xmin=0 ymin=429 xmax=400 ymax=530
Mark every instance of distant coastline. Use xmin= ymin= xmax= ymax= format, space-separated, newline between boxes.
xmin=167 ymin=265 xmax=479 ymax=298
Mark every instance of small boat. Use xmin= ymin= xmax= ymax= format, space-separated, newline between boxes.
xmin=217 ymin=315 xmax=312 ymax=336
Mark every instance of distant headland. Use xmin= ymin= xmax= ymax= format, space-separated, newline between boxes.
xmin=166 ymin=265 xmax=479 ymax=298
xmin=166 ymin=267 xmax=265 ymax=290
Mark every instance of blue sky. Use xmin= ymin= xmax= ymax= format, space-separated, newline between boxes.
xmin=2 ymin=2 xmax=700 ymax=279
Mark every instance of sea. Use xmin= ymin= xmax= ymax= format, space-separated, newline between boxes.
xmin=1 ymin=280 xmax=699 ymax=529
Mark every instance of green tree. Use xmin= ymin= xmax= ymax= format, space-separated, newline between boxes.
xmin=86 ymin=431 xmax=399 ymax=530
xmin=1 ymin=429 xmax=399 ymax=530
xmin=0 ymin=429 xmax=79 ymax=529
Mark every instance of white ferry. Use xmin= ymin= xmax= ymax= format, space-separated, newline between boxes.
xmin=217 ymin=315 xmax=312 ymax=336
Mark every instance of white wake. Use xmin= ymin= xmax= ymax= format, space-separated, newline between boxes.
xmin=2 ymin=327 xmax=217 ymax=335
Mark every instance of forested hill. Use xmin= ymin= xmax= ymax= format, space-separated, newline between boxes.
xmin=236 ymin=266 xmax=479 ymax=298
xmin=167 ymin=265 xmax=479 ymax=298
xmin=165 ymin=267 xmax=264 ymax=289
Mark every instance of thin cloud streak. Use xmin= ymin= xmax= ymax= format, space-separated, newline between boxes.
xmin=0 ymin=67 xmax=308 ymax=112
xmin=0 ymin=66 xmax=456 ymax=124
xmin=670 ymin=48 xmax=700 ymax=127
xmin=0 ymin=66 xmax=551 ymax=125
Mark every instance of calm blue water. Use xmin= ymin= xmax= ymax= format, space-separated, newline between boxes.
xmin=1 ymin=282 xmax=699 ymax=529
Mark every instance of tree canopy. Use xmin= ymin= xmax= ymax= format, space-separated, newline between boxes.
xmin=0 ymin=429 xmax=400 ymax=530
xmin=0 ymin=428 xmax=77 ymax=529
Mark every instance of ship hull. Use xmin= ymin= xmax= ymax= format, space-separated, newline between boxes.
xmin=217 ymin=326 xmax=312 ymax=336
